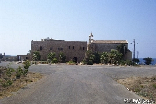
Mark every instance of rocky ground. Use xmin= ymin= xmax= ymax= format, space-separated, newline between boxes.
xmin=116 ymin=75 xmax=156 ymax=101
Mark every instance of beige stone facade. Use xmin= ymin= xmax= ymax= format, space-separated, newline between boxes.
xmin=30 ymin=34 xmax=132 ymax=62
xmin=88 ymin=40 xmax=132 ymax=60
xmin=31 ymin=38 xmax=87 ymax=62
xmin=88 ymin=33 xmax=132 ymax=60
xmin=88 ymin=40 xmax=128 ymax=52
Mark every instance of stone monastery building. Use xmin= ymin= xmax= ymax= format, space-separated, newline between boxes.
xmin=18 ymin=33 xmax=132 ymax=62
xmin=31 ymin=38 xmax=87 ymax=62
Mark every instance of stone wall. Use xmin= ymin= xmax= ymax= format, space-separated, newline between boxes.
xmin=88 ymin=43 xmax=132 ymax=60
xmin=88 ymin=43 xmax=128 ymax=53
xmin=124 ymin=51 xmax=132 ymax=60
xmin=31 ymin=40 xmax=87 ymax=62
xmin=17 ymin=55 xmax=30 ymax=61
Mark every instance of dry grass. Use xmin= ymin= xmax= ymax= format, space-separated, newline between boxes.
xmin=0 ymin=66 xmax=42 ymax=99
xmin=116 ymin=75 xmax=156 ymax=101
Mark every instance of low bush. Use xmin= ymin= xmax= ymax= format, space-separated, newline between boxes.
xmin=120 ymin=60 xmax=126 ymax=66
xmin=1 ymin=80 xmax=12 ymax=88
xmin=6 ymin=67 xmax=15 ymax=77
xmin=153 ymin=83 xmax=156 ymax=89
xmin=87 ymin=60 xmax=93 ymax=65
xmin=0 ymin=64 xmax=31 ymax=87
xmin=23 ymin=60 xmax=31 ymax=69
xmin=125 ymin=60 xmax=133 ymax=66
xmin=67 ymin=60 xmax=75 ymax=65
xmin=16 ymin=66 xmax=23 ymax=79
xmin=52 ymin=58 xmax=58 ymax=63
xmin=80 ymin=59 xmax=87 ymax=65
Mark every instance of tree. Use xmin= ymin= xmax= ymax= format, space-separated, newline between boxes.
xmin=93 ymin=52 xmax=101 ymax=64
xmin=47 ymin=52 xmax=56 ymax=60
xmin=117 ymin=44 xmax=127 ymax=59
xmin=52 ymin=58 xmax=58 ymax=63
xmin=84 ymin=50 xmax=95 ymax=65
xmin=143 ymin=57 xmax=153 ymax=65
xmin=23 ymin=60 xmax=31 ymax=69
xmin=23 ymin=60 xmax=31 ymax=76
xmin=109 ymin=50 xmax=122 ymax=64
xmin=132 ymin=58 xmax=140 ymax=64
xmin=32 ymin=51 xmax=41 ymax=61
xmin=59 ymin=52 xmax=66 ymax=63
xmin=100 ymin=52 xmax=109 ymax=64
xmin=47 ymin=52 xmax=58 ymax=64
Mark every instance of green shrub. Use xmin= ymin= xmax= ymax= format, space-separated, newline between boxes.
xmin=16 ymin=72 xmax=21 ymax=79
xmin=81 ymin=59 xmax=87 ymax=65
xmin=87 ymin=60 xmax=93 ymax=65
xmin=23 ymin=60 xmax=31 ymax=69
xmin=67 ymin=60 xmax=75 ymax=65
xmin=126 ymin=60 xmax=133 ymax=66
xmin=1 ymin=80 xmax=12 ymax=87
xmin=23 ymin=69 xmax=28 ymax=76
xmin=120 ymin=60 xmax=126 ymax=66
xmin=52 ymin=58 xmax=58 ymax=63
xmin=6 ymin=68 xmax=13 ymax=77
xmin=143 ymin=57 xmax=153 ymax=65
xmin=152 ymin=84 xmax=156 ymax=89
xmin=16 ymin=66 xmax=23 ymax=79
xmin=47 ymin=59 xmax=51 ymax=64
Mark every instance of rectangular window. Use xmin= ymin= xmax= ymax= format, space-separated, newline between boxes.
xmin=83 ymin=47 xmax=85 ymax=50
xmin=58 ymin=48 xmax=63 ymax=51
xmin=73 ymin=46 xmax=74 ymax=49
xmin=69 ymin=46 xmax=70 ymax=49
xmin=50 ymin=47 xmax=52 ymax=50
xmin=40 ymin=46 xmax=42 ymax=50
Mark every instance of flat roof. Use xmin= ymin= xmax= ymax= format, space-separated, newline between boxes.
xmin=92 ymin=40 xmax=128 ymax=44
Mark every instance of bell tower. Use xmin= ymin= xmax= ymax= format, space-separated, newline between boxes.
xmin=89 ymin=32 xmax=93 ymax=44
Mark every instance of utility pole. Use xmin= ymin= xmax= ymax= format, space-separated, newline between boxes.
xmin=133 ymin=39 xmax=135 ymax=59
xmin=131 ymin=39 xmax=138 ymax=59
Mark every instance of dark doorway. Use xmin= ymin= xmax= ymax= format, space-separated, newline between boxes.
xmin=73 ymin=57 xmax=77 ymax=63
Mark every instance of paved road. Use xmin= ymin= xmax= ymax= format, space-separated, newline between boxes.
xmin=0 ymin=62 xmax=156 ymax=104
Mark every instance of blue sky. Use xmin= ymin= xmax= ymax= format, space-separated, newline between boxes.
xmin=0 ymin=0 xmax=156 ymax=58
